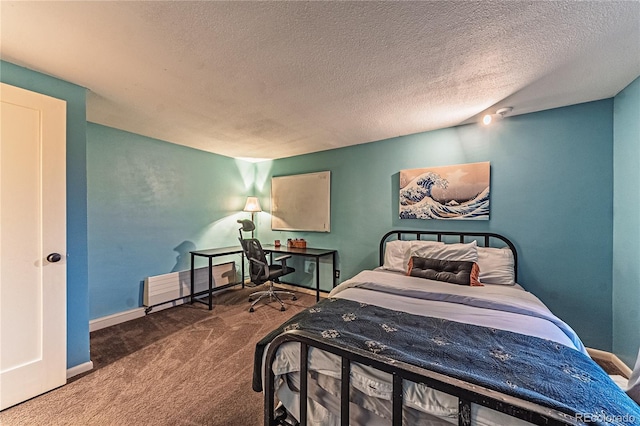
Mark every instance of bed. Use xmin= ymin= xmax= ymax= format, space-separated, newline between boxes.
xmin=253 ymin=230 xmax=640 ymax=425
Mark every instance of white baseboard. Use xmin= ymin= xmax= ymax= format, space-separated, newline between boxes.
xmin=144 ymin=288 xmax=238 ymax=313
xmin=67 ymin=361 xmax=94 ymax=379
xmin=89 ymin=307 xmax=146 ymax=332
xmin=146 ymin=297 xmax=189 ymax=313
xmin=88 ymin=284 xmax=321 ymax=333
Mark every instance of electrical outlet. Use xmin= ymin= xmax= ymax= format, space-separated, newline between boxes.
xmin=334 ymin=270 xmax=340 ymax=279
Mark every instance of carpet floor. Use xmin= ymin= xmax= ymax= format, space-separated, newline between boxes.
xmin=0 ymin=285 xmax=315 ymax=426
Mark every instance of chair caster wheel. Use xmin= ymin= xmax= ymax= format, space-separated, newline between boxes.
xmin=292 ymin=296 xmax=297 ymax=301
xmin=248 ymin=297 xmax=253 ymax=302
xmin=249 ymin=307 xmax=254 ymax=313
xmin=280 ymin=306 xmax=286 ymax=312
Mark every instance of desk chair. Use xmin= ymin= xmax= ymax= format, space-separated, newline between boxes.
xmin=237 ymin=220 xmax=297 ymax=312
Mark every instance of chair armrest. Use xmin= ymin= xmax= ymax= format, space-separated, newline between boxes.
xmin=274 ymin=255 xmax=292 ymax=267
xmin=249 ymin=257 xmax=269 ymax=279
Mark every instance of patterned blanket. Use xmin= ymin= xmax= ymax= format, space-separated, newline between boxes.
xmin=254 ymin=298 xmax=640 ymax=426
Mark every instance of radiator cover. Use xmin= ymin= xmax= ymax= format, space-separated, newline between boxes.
xmin=143 ymin=262 xmax=237 ymax=307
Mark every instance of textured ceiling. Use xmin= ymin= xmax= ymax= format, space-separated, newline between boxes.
xmin=1 ymin=1 xmax=639 ymax=160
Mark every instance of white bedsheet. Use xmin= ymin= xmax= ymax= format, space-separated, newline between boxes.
xmin=267 ymin=270 xmax=588 ymax=425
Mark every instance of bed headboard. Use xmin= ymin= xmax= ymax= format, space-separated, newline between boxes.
xmin=379 ymin=230 xmax=518 ymax=281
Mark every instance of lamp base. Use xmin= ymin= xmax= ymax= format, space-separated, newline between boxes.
xmin=251 ymin=212 xmax=255 ymax=238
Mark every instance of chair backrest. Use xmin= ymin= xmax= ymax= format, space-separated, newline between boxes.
xmin=239 ymin=237 xmax=269 ymax=282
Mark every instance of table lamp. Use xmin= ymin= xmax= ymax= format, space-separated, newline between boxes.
xmin=243 ymin=196 xmax=262 ymax=237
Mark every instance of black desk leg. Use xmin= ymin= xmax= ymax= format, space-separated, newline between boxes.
xmin=332 ymin=252 xmax=337 ymax=288
xmin=190 ymin=253 xmax=195 ymax=305
xmin=315 ymin=256 xmax=320 ymax=302
xmin=208 ymin=257 xmax=213 ymax=310
xmin=241 ymin=252 xmax=245 ymax=288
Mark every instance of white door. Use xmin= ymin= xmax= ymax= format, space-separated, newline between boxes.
xmin=0 ymin=83 xmax=67 ymax=410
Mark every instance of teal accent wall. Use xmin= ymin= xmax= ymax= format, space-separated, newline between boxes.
xmin=86 ymin=124 xmax=251 ymax=319
xmin=259 ymin=100 xmax=614 ymax=350
xmin=1 ymin=61 xmax=90 ymax=369
xmin=613 ymin=76 xmax=640 ymax=368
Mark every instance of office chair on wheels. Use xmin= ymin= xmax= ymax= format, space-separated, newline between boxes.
xmin=238 ymin=219 xmax=297 ymax=312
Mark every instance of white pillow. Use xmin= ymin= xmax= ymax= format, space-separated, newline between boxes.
xmin=410 ymin=240 xmax=444 ymax=251
xmin=383 ymin=240 xmax=443 ymax=273
xmin=477 ymin=246 xmax=515 ymax=285
xmin=411 ymin=240 xmax=478 ymax=263
xmin=382 ymin=240 xmax=413 ymax=272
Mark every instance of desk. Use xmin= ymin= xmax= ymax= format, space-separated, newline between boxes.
xmin=190 ymin=246 xmax=244 ymax=310
xmin=262 ymin=245 xmax=337 ymax=302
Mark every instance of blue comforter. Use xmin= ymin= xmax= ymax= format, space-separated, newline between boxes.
xmin=254 ymin=297 xmax=640 ymax=425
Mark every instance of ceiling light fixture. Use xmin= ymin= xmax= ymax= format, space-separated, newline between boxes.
xmin=482 ymin=106 xmax=513 ymax=125
xmin=496 ymin=107 xmax=513 ymax=117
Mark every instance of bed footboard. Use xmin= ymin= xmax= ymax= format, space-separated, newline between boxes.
xmin=263 ymin=330 xmax=577 ymax=426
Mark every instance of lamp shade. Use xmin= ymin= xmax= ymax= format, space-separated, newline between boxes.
xmin=243 ymin=196 xmax=262 ymax=213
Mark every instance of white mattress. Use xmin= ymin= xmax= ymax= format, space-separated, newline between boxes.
xmin=265 ymin=270 xmax=588 ymax=425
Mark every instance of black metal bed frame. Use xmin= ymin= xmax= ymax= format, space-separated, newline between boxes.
xmin=263 ymin=230 xmax=576 ymax=426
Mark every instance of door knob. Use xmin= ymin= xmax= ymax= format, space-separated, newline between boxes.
xmin=47 ymin=253 xmax=62 ymax=263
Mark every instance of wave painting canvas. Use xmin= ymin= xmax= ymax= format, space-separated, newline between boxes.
xmin=399 ymin=162 xmax=490 ymax=220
